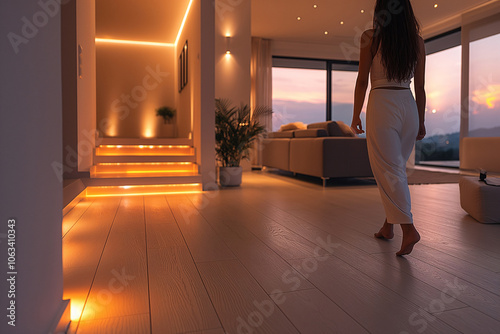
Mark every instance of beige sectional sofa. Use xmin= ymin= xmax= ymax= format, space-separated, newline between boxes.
xmin=262 ymin=121 xmax=373 ymax=185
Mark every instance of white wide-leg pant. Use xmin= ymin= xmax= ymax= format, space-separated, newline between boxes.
xmin=366 ymin=89 xmax=419 ymax=224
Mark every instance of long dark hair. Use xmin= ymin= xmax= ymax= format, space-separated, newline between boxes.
xmin=372 ymin=0 xmax=421 ymax=82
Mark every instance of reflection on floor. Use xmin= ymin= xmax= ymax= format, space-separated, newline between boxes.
xmin=63 ymin=171 xmax=500 ymax=333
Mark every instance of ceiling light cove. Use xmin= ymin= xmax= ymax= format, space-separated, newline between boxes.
xmin=95 ymin=38 xmax=174 ymax=47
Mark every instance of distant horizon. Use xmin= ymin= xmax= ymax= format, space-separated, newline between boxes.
xmin=272 ymin=34 xmax=500 ymax=136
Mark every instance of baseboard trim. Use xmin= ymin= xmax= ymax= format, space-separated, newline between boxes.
xmin=48 ymin=299 xmax=71 ymax=334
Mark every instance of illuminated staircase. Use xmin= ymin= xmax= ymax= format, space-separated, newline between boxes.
xmin=85 ymin=138 xmax=202 ymax=197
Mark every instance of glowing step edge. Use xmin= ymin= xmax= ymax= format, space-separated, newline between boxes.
xmin=86 ymin=183 xmax=202 ymax=197
xmin=90 ymin=162 xmax=198 ymax=178
xmin=96 ymin=145 xmax=194 ymax=156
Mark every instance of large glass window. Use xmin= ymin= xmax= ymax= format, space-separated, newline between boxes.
xmin=469 ymin=32 xmax=500 ymax=136
xmin=331 ymin=70 xmax=368 ymax=134
xmin=272 ymin=67 xmax=326 ymax=131
xmin=415 ymin=46 xmax=462 ymax=166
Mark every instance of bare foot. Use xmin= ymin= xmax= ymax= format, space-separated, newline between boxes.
xmin=397 ymin=224 xmax=420 ymax=256
xmin=374 ymin=220 xmax=394 ymax=240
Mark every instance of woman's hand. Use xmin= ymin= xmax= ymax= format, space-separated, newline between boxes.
xmin=416 ymin=123 xmax=426 ymax=141
xmin=351 ymin=117 xmax=365 ymax=134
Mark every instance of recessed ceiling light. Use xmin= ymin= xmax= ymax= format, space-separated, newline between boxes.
xmin=361 ymin=9 xmax=365 ymax=13
xmin=324 ymin=31 xmax=329 ymax=35
xmin=434 ymin=3 xmax=438 ymax=8
xmin=297 ymin=16 xmax=302 ymax=21
xmin=313 ymin=4 xmax=318 ymax=9
xmin=340 ymin=21 xmax=344 ymax=25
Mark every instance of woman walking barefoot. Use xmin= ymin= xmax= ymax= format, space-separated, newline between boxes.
xmin=351 ymin=0 xmax=426 ymax=256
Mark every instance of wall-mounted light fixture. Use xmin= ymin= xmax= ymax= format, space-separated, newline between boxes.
xmin=225 ymin=35 xmax=231 ymax=55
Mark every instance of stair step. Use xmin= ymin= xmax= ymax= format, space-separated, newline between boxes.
xmin=98 ymin=138 xmax=192 ymax=146
xmin=90 ymin=162 xmax=198 ymax=178
xmin=94 ymin=155 xmax=196 ymax=164
xmin=83 ymin=175 xmax=203 ymax=187
xmin=86 ymin=183 xmax=202 ymax=197
xmin=95 ymin=145 xmax=194 ymax=156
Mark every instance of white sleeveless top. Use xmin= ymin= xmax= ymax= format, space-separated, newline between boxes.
xmin=370 ymin=49 xmax=412 ymax=89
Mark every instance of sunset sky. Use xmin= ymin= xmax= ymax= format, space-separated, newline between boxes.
xmin=272 ymin=34 xmax=500 ymax=137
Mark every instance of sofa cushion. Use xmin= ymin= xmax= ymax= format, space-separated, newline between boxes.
xmin=293 ymin=129 xmax=328 ymax=138
xmin=268 ymin=131 xmax=294 ymax=138
xmin=308 ymin=121 xmax=356 ymax=137
xmin=279 ymin=121 xmax=307 ymax=132
xmin=261 ymin=138 xmax=291 ymax=171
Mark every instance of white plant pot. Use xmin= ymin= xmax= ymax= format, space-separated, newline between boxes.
xmin=219 ymin=166 xmax=242 ymax=187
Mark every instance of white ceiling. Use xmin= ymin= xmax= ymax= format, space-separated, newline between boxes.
xmin=96 ymin=0 xmax=498 ymax=44
xmin=252 ymin=0 xmax=497 ymax=43
xmin=96 ymin=0 xmax=190 ymax=43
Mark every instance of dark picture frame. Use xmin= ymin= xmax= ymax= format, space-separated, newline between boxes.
xmin=178 ymin=40 xmax=188 ymax=92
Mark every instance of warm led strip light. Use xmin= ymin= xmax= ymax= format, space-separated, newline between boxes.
xmin=86 ymin=183 xmax=202 ymax=197
xmin=175 ymin=0 xmax=194 ymax=45
xmin=101 ymin=145 xmax=191 ymax=148
xmin=95 ymin=145 xmax=194 ymax=156
xmin=95 ymin=38 xmax=174 ymax=47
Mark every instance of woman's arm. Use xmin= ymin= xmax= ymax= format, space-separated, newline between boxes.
xmin=351 ymin=30 xmax=374 ymax=134
xmin=414 ymin=36 xmax=426 ymax=141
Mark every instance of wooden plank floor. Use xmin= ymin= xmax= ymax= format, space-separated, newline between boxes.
xmin=63 ymin=171 xmax=500 ymax=334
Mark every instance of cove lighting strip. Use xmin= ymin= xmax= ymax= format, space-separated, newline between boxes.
xmin=95 ymin=38 xmax=174 ymax=47
xmin=96 ymin=0 xmax=194 ymax=47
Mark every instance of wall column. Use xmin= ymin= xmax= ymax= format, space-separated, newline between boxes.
xmin=0 ymin=0 xmax=69 ymax=333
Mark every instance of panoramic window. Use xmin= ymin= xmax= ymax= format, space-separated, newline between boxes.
xmin=272 ymin=67 xmax=326 ymax=131
xmin=415 ymin=45 xmax=462 ymax=166
xmin=469 ymin=32 xmax=500 ymax=137
xmin=331 ymin=69 xmax=368 ymax=134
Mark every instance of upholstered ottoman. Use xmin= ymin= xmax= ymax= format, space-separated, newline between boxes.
xmin=459 ymin=176 xmax=500 ymax=223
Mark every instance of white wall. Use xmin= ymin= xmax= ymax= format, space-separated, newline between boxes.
xmin=96 ymin=44 xmax=177 ymax=138
xmin=0 ymin=0 xmax=69 ymax=333
xmin=77 ymin=0 xmax=96 ymax=171
xmin=177 ymin=0 xmax=216 ymax=189
xmin=215 ymin=0 xmax=252 ymax=106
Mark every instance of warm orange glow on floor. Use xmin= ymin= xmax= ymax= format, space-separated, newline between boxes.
xmin=70 ymin=301 xmax=85 ymax=321
xmin=90 ymin=162 xmax=198 ymax=178
xmin=95 ymin=145 xmax=194 ymax=156
xmin=86 ymin=184 xmax=203 ymax=197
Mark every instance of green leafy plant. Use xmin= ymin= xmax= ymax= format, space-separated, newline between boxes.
xmin=156 ymin=106 xmax=176 ymax=124
xmin=215 ymin=98 xmax=272 ymax=167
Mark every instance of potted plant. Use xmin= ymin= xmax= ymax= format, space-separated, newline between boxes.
xmin=215 ymin=98 xmax=272 ymax=186
xmin=156 ymin=106 xmax=176 ymax=124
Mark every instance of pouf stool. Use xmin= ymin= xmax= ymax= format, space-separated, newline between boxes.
xmin=459 ymin=176 xmax=500 ymax=224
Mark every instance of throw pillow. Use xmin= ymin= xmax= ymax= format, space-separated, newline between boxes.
xmin=336 ymin=121 xmax=357 ymax=137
